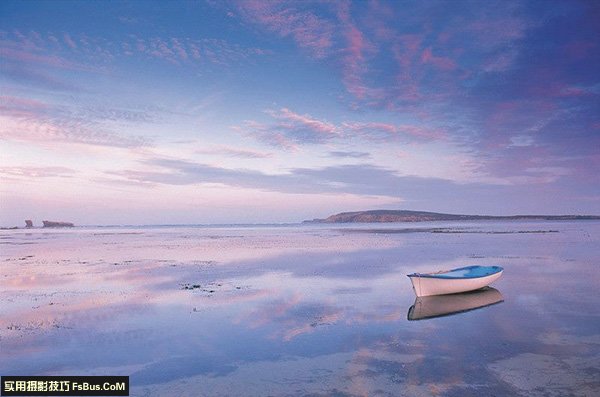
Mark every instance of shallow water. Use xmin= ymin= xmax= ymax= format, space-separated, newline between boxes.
xmin=1 ymin=221 xmax=599 ymax=396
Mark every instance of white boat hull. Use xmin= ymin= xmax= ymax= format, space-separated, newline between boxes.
xmin=408 ymin=270 xmax=503 ymax=297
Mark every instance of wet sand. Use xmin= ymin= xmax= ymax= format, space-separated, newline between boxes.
xmin=1 ymin=221 xmax=599 ymax=396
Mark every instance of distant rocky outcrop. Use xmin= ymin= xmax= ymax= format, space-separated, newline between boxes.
xmin=304 ymin=210 xmax=600 ymax=223
xmin=25 ymin=220 xmax=33 ymax=228
xmin=42 ymin=221 xmax=75 ymax=228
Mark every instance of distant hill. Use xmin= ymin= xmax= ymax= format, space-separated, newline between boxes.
xmin=303 ymin=210 xmax=600 ymax=223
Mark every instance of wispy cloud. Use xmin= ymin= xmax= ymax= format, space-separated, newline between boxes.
xmin=109 ymin=156 xmax=506 ymax=199
xmin=1 ymin=64 xmax=82 ymax=92
xmin=420 ymin=47 xmax=456 ymax=71
xmin=238 ymin=108 xmax=445 ymax=148
xmin=234 ymin=0 xmax=334 ymax=59
xmin=102 ymin=154 xmax=582 ymax=216
xmin=328 ymin=151 xmax=370 ymax=159
xmin=0 ymin=95 xmax=152 ymax=149
xmin=0 ymin=30 xmax=268 ymax=76
xmin=0 ymin=166 xmax=76 ymax=178
xmin=336 ymin=1 xmax=376 ymax=101
xmin=239 ymin=108 xmax=339 ymax=149
xmin=195 ymin=145 xmax=273 ymax=159
xmin=0 ymin=46 xmax=86 ymax=70
xmin=342 ymin=122 xmax=446 ymax=141
xmin=227 ymin=0 xmax=539 ymax=113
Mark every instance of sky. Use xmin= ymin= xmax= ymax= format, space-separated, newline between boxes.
xmin=1 ymin=0 xmax=599 ymax=225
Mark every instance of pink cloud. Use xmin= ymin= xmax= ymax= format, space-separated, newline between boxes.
xmin=0 ymin=95 xmax=49 ymax=118
xmin=8 ymin=30 xmax=43 ymax=51
xmin=274 ymin=108 xmax=338 ymax=136
xmin=1 ymin=32 xmax=115 ymax=71
xmin=235 ymin=0 xmax=334 ymax=59
xmin=235 ymin=120 xmax=297 ymax=150
xmin=63 ymin=33 xmax=77 ymax=49
xmin=171 ymin=38 xmax=188 ymax=60
xmin=240 ymin=105 xmax=447 ymax=148
xmin=336 ymin=3 xmax=377 ymax=101
xmin=1 ymin=117 xmax=149 ymax=149
xmin=421 ymin=47 xmax=456 ymax=70
xmin=147 ymin=38 xmax=178 ymax=64
xmin=0 ymin=47 xmax=79 ymax=70
xmin=0 ymin=166 xmax=76 ymax=178
xmin=189 ymin=43 xmax=201 ymax=59
xmin=0 ymin=96 xmax=151 ymax=149
xmin=364 ymin=0 xmax=396 ymax=41
xmin=391 ymin=35 xmax=425 ymax=102
xmin=238 ymin=107 xmax=340 ymax=149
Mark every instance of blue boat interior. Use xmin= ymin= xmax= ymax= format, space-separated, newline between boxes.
xmin=408 ymin=265 xmax=503 ymax=279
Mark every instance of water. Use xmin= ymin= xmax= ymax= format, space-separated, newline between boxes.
xmin=1 ymin=221 xmax=599 ymax=396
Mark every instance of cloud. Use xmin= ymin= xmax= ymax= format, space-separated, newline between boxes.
xmin=103 ymin=154 xmax=596 ymax=215
xmin=0 ymin=166 xmax=76 ymax=178
xmin=125 ymin=36 xmax=267 ymax=66
xmin=0 ymin=95 xmax=152 ymax=149
xmin=0 ymin=95 xmax=49 ymax=117
xmin=0 ymin=46 xmax=84 ymax=70
xmin=420 ymin=47 xmax=456 ymax=70
xmin=238 ymin=108 xmax=445 ymax=148
xmin=0 ymin=64 xmax=81 ymax=92
xmin=328 ymin=151 xmax=371 ymax=159
xmin=0 ymin=30 xmax=267 ymax=78
xmin=336 ymin=1 xmax=377 ymax=101
xmin=1 ymin=117 xmax=150 ymax=149
xmin=342 ymin=122 xmax=446 ymax=141
xmin=227 ymin=0 xmax=545 ymax=115
xmin=240 ymin=108 xmax=339 ymax=149
xmin=195 ymin=145 xmax=273 ymax=159
xmin=63 ymin=33 xmax=77 ymax=49
xmin=234 ymin=0 xmax=334 ymax=59
xmin=109 ymin=156 xmax=491 ymax=201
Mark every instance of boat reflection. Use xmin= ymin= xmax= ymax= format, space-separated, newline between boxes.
xmin=407 ymin=287 xmax=504 ymax=321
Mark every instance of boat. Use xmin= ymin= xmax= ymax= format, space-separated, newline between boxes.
xmin=407 ymin=265 xmax=503 ymax=297
xmin=407 ymin=287 xmax=504 ymax=321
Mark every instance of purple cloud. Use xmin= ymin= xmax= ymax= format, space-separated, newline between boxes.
xmin=107 ymin=156 xmax=599 ymax=215
xmin=195 ymin=145 xmax=273 ymax=159
xmin=328 ymin=151 xmax=371 ymax=159
xmin=342 ymin=122 xmax=446 ymax=141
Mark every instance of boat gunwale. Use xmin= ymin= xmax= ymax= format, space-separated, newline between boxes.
xmin=407 ymin=265 xmax=503 ymax=280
